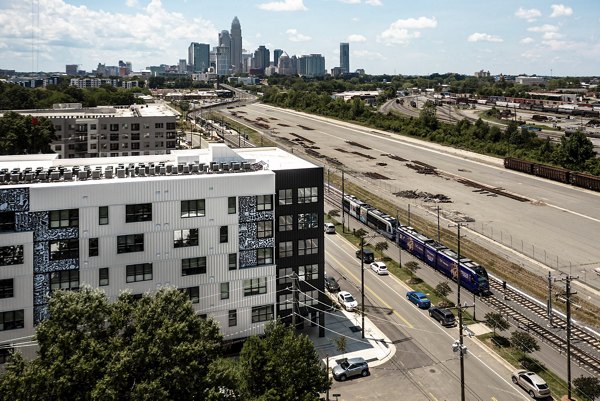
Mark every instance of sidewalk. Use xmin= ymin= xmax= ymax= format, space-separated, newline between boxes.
xmin=303 ymin=307 xmax=396 ymax=370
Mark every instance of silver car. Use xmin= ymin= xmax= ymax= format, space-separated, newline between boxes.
xmin=511 ymin=370 xmax=551 ymax=398
xmin=332 ymin=357 xmax=369 ymax=381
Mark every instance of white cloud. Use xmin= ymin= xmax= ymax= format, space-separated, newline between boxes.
xmin=125 ymin=0 xmax=139 ymax=7
xmin=339 ymin=0 xmax=361 ymax=3
xmin=365 ymin=0 xmax=382 ymax=5
xmin=543 ymin=32 xmax=563 ymax=40
xmin=286 ymin=28 xmax=311 ymax=42
xmin=520 ymin=37 xmax=534 ymax=44
xmin=353 ymin=50 xmax=385 ymax=60
xmin=377 ymin=16 xmax=436 ymax=44
xmin=550 ymin=4 xmax=573 ymax=17
xmin=467 ymin=33 xmax=503 ymax=43
xmin=257 ymin=0 xmax=308 ymax=12
xmin=515 ymin=7 xmax=541 ymax=21
xmin=527 ymin=24 xmax=559 ymax=33
xmin=348 ymin=34 xmax=366 ymax=42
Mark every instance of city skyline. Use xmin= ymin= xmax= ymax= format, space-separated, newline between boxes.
xmin=0 ymin=0 xmax=598 ymax=76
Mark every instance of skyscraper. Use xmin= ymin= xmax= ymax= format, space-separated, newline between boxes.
xmin=253 ymin=46 xmax=270 ymax=73
xmin=273 ymin=49 xmax=283 ymax=68
xmin=230 ymin=17 xmax=243 ymax=74
xmin=188 ymin=42 xmax=210 ymax=72
xmin=340 ymin=42 xmax=349 ymax=74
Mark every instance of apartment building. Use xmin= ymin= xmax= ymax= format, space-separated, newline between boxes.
xmin=0 ymin=144 xmax=325 ymax=361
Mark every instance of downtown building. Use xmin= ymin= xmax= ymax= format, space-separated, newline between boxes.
xmin=0 ymin=144 xmax=325 ymax=360
xmin=0 ymin=103 xmax=178 ymax=159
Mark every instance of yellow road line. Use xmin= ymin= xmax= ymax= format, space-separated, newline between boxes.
xmin=429 ymin=393 xmax=439 ymax=401
xmin=492 ymin=397 xmax=498 ymax=401
xmin=327 ymin=252 xmax=414 ymax=329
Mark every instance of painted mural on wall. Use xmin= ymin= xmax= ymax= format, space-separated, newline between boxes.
xmin=238 ymin=196 xmax=275 ymax=268
xmin=0 ymin=188 xmax=29 ymax=212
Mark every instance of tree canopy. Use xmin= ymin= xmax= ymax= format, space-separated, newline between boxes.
xmin=0 ymin=112 xmax=56 ymax=155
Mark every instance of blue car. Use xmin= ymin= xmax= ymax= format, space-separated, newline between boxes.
xmin=406 ymin=291 xmax=431 ymax=309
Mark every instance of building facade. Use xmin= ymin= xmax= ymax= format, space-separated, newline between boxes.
xmin=253 ymin=46 xmax=270 ymax=73
xmin=298 ymin=54 xmax=326 ymax=78
xmin=230 ymin=17 xmax=243 ymax=74
xmin=188 ymin=42 xmax=211 ymax=73
xmin=0 ymin=145 xmax=325 ymax=359
xmin=340 ymin=43 xmax=349 ymax=74
xmin=1 ymin=103 xmax=178 ymax=159
xmin=214 ymin=46 xmax=232 ymax=76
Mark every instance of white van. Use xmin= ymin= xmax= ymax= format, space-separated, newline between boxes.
xmin=324 ymin=223 xmax=336 ymax=234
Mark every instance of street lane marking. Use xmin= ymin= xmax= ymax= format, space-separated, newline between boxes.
xmin=429 ymin=393 xmax=439 ymax=401
xmin=326 ymin=251 xmax=413 ymax=329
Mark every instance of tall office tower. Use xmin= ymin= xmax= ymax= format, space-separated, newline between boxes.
xmin=188 ymin=42 xmax=210 ymax=72
xmin=253 ymin=46 xmax=270 ymax=72
xmin=178 ymin=59 xmax=187 ymax=74
xmin=66 ymin=64 xmax=78 ymax=75
xmin=230 ymin=17 xmax=243 ymax=73
xmin=299 ymin=54 xmax=326 ymax=77
xmin=273 ymin=49 xmax=283 ymax=67
xmin=215 ymin=46 xmax=231 ymax=76
xmin=340 ymin=42 xmax=349 ymax=74
xmin=277 ymin=52 xmax=294 ymax=75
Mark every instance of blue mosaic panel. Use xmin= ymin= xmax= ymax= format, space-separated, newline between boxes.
xmin=15 ymin=211 xmax=47 ymax=232
xmin=33 ymin=273 xmax=49 ymax=306
xmin=240 ymin=250 xmax=257 ymax=269
xmin=238 ymin=196 xmax=274 ymax=223
xmin=34 ymin=305 xmax=49 ymax=326
xmin=0 ymin=188 xmax=29 ymax=212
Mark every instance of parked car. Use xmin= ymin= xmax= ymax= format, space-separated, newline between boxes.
xmin=406 ymin=291 xmax=431 ymax=309
xmin=324 ymin=222 xmax=336 ymax=234
xmin=337 ymin=291 xmax=358 ymax=311
xmin=324 ymin=275 xmax=340 ymax=292
xmin=332 ymin=357 xmax=369 ymax=381
xmin=428 ymin=307 xmax=456 ymax=326
xmin=355 ymin=249 xmax=375 ymax=263
xmin=370 ymin=261 xmax=389 ymax=275
xmin=511 ymin=370 xmax=551 ymax=398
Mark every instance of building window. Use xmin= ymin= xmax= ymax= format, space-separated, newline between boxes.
xmin=99 ymin=206 xmax=109 ymax=225
xmin=182 ymin=257 xmax=206 ymax=276
xmin=0 ymin=245 xmax=24 ymax=266
xmin=299 ymin=264 xmax=319 ymax=281
xmin=278 ymin=215 xmax=293 ymax=232
xmin=131 ymin=123 xmax=140 ymax=131
xmin=278 ymin=267 xmax=293 ymax=285
xmin=228 ymin=253 xmax=237 ymax=270
xmin=126 ymin=263 xmax=152 ymax=283
xmin=228 ymin=197 xmax=236 ymax=214
xmin=155 ymin=122 xmax=164 ymax=129
xmin=89 ymin=238 xmax=99 ymax=257
xmin=173 ymin=229 xmax=199 ymax=248
xmin=279 ymin=293 xmax=293 ymax=310
xmin=0 ymin=310 xmax=25 ymax=331
xmin=0 ymin=279 xmax=14 ymax=299
xmin=117 ymin=234 xmax=144 ymax=254
xmin=110 ymin=124 xmax=119 ymax=131
xmin=298 ymin=213 xmax=318 ymax=230
xmin=50 ymin=270 xmax=79 ymax=291
xmin=180 ymin=286 xmax=200 ymax=304
xmin=251 ymin=305 xmax=274 ymax=323
xmin=298 ymin=187 xmax=318 ymax=204
xmin=257 ymin=248 xmax=273 ymax=265
xmin=228 ymin=310 xmax=237 ymax=327
xmin=181 ymin=199 xmax=205 ymax=218
xmin=49 ymin=239 xmax=79 ymax=260
xmin=298 ymin=239 xmax=318 ymax=256
xmin=220 ymin=226 xmax=228 ymax=243
xmin=99 ymin=268 xmax=109 ymax=286
xmin=256 ymin=195 xmax=273 ymax=211
xmin=278 ymin=241 xmax=293 ymax=258
xmin=49 ymin=209 xmax=79 ymax=228
xmin=278 ymin=189 xmax=293 ymax=205
xmin=166 ymin=141 xmax=176 ymax=148
xmin=126 ymin=203 xmax=152 ymax=223
xmin=299 ymin=290 xmax=318 ymax=306
xmin=243 ymin=278 xmax=267 ymax=296
xmin=257 ymin=220 xmax=273 ymax=238
xmin=0 ymin=212 xmax=15 ymax=232
xmin=166 ymin=122 xmax=176 ymax=130
xmin=220 ymin=282 xmax=229 ymax=300
xmin=131 ymin=142 xmax=140 ymax=150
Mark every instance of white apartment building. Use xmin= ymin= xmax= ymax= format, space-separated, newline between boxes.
xmin=0 ymin=145 xmax=325 ymax=361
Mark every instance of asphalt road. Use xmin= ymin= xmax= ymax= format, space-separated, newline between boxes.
xmin=223 ymin=103 xmax=600 ymax=300
xmin=324 ymin=232 xmax=535 ymax=401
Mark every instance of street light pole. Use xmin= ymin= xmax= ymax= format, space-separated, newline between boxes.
xmin=450 ymin=222 xmax=466 ymax=401
xmin=361 ymin=236 xmax=365 ymax=339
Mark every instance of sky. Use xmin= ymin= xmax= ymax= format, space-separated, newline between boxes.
xmin=0 ymin=0 xmax=598 ymax=76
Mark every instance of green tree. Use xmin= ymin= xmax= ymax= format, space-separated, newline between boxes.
xmin=0 ymin=287 xmax=223 ymax=401
xmin=0 ymin=112 xmax=56 ymax=155
xmin=374 ymin=241 xmax=389 ymax=258
xmin=434 ymin=282 xmax=453 ymax=298
xmin=419 ymin=101 xmax=439 ymax=130
xmin=557 ymin=130 xmax=596 ymax=170
xmin=484 ymin=312 xmax=509 ymax=337
xmin=238 ymin=320 xmax=330 ymax=401
xmin=573 ymin=376 xmax=600 ymax=401
xmin=510 ymin=331 xmax=540 ymax=361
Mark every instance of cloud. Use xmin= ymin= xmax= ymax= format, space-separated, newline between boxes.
xmin=286 ymin=28 xmax=311 ymax=42
xmin=520 ymin=37 xmax=534 ymax=44
xmin=543 ymin=32 xmax=563 ymax=40
xmin=550 ymin=4 xmax=573 ymax=17
xmin=257 ymin=0 xmax=308 ymax=12
xmin=353 ymin=50 xmax=385 ymax=60
xmin=339 ymin=0 xmax=381 ymax=4
xmin=339 ymin=0 xmax=361 ymax=3
xmin=125 ymin=0 xmax=139 ymax=7
xmin=348 ymin=34 xmax=366 ymax=42
xmin=467 ymin=33 xmax=503 ymax=43
xmin=377 ymin=16 xmax=436 ymax=44
xmin=515 ymin=7 xmax=541 ymax=21
xmin=527 ymin=24 xmax=559 ymax=33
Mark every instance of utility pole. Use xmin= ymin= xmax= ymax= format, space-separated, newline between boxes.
xmin=450 ymin=222 xmax=467 ymax=401
xmin=291 ymin=272 xmax=298 ymax=330
xmin=555 ymin=274 xmax=578 ymax=401
xmin=397 ymin=210 xmax=402 ymax=268
xmin=341 ymin=170 xmax=345 ymax=233
xmin=547 ymin=272 xmax=553 ymax=327
xmin=361 ymin=236 xmax=365 ymax=339
xmin=437 ymin=205 xmax=441 ymax=242
xmin=408 ymin=204 xmax=411 ymax=226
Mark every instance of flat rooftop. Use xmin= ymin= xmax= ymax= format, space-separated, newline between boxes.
xmin=0 ymin=103 xmax=177 ymax=119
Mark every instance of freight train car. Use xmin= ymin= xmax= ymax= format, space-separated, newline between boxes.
xmin=504 ymin=157 xmax=534 ymax=174
xmin=570 ymin=172 xmax=600 ymax=192
xmin=533 ymin=164 xmax=570 ymax=183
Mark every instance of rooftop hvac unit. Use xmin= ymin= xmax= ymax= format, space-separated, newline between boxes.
xmin=117 ymin=169 xmax=125 ymax=178
xmin=192 ymin=164 xmax=199 ymax=173
xmin=178 ymin=164 xmax=184 ymax=173
xmin=211 ymin=163 xmax=219 ymax=172
xmin=166 ymin=165 xmax=173 ymax=174
xmin=138 ymin=168 xmax=146 ymax=177
xmin=38 ymin=171 xmax=47 ymax=181
xmin=24 ymin=173 xmax=33 ymax=182
xmin=222 ymin=164 xmax=230 ymax=172
xmin=92 ymin=170 xmax=101 ymax=179
xmin=51 ymin=171 xmax=60 ymax=181
xmin=78 ymin=171 xmax=87 ymax=180
xmin=63 ymin=171 xmax=73 ymax=180
xmin=160 ymin=166 xmax=166 ymax=175
xmin=198 ymin=163 xmax=205 ymax=172
xmin=11 ymin=173 xmax=20 ymax=183
xmin=233 ymin=162 xmax=240 ymax=171
xmin=104 ymin=169 xmax=113 ymax=179
xmin=182 ymin=165 xmax=189 ymax=174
